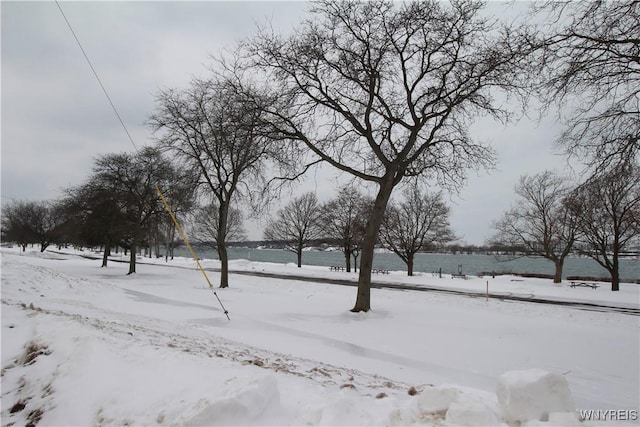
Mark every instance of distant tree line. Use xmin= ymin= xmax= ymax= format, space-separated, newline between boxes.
xmin=261 ymin=184 xmax=455 ymax=277
xmin=1 ymin=200 xmax=66 ymax=252
xmin=2 ymin=0 xmax=638 ymax=311
xmin=4 ymin=163 xmax=637 ymax=290
xmin=2 ymin=147 xmax=197 ymax=273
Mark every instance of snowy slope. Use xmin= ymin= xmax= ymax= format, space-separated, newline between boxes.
xmin=1 ymin=248 xmax=638 ymax=426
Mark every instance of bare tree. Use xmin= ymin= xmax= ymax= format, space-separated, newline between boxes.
xmin=149 ymin=77 xmax=279 ymax=288
xmin=264 ymin=192 xmax=324 ymax=268
xmin=571 ymin=163 xmax=640 ymax=291
xmin=61 ymin=183 xmax=126 ymax=267
xmin=92 ymin=147 xmax=175 ymax=274
xmin=242 ymin=0 xmax=531 ymax=311
xmin=1 ymin=200 xmax=66 ymax=252
xmin=380 ymin=187 xmax=455 ymax=276
xmin=491 ymin=171 xmax=579 ymax=283
xmin=533 ymin=1 xmax=640 ymax=170
xmin=321 ymin=186 xmax=371 ymax=272
xmin=2 ymin=201 xmax=32 ymax=251
xmin=157 ymin=167 xmax=198 ymax=262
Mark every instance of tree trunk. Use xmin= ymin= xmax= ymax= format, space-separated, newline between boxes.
xmin=217 ymin=203 xmax=230 ymax=288
xmin=297 ymin=246 xmax=303 ymax=268
xmin=407 ymin=255 xmax=414 ymax=277
xmin=611 ymin=268 xmax=619 ymax=291
xmin=344 ymin=247 xmax=352 ymax=272
xmin=611 ymin=247 xmax=620 ymax=291
xmin=165 ymin=230 xmax=171 ymax=263
xmin=166 ymin=224 xmax=175 ymax=261
xmin=218 ymin=241 xmax=229 ymax=288
xmin=352 ymin=174 xmax=397 ymax=312
xmin=102 ymin=249 xmax=109 ymax=268
xmin=128 ymin=241 xmax=137 ymax=275
xmin=101 ymin=241 xmax=109 ymax=268
xmin=553 ymin=258 xmax=564 ymax=283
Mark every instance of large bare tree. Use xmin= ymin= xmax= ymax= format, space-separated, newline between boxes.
xmin=380 ymin=187 xmax=455 ymax=276
xmin=242 ymin=0 xmax=531 ymax=311
xmin=533 ymin=1 xmax=640 ymax=170
xmin=571 ymin=163 xmax=640 ymax=291
xmin=149 ymin=78 xmax=278 ymax=288
xmin=491 ymin=171 xmax=579 ymax=283
xmin=263 ymin=192 xmax=324 ymax=268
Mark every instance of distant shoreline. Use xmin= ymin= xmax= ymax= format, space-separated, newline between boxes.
xmin=172 ymin=246 xmax=640 ymax=283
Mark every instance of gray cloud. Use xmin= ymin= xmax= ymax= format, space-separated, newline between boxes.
xmin=2 ymin=1 xmax=311 ymax=202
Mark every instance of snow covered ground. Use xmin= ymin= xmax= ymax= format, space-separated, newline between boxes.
xmin=1 ymin=247 xmax=639 ymax=426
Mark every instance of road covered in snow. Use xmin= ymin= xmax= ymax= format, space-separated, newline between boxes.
xmin=1 ymin=247 xmax=638 ymax=426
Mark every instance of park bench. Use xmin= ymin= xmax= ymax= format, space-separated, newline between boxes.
xmin=451 ymin=274 xmax=467 ymax=279
xmin=329 ymin=266 xmax=346 ymax=272
xmin=570 ymin=281 xmax=599 ymax=289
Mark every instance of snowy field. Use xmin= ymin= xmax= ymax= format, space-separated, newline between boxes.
xmin=1 ymin=247 xmax=638 ymax=426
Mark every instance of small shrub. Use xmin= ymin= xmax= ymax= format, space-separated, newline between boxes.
xmin=9 ymin=400 xmax=26 ymax=413
xmin=26 ymin=408 xmax=44 ymax=427
xmin=17 ymin=342 xmax=51 ymax=366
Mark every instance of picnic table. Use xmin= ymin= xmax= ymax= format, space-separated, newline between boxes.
xmin=570 ymin=281 xmax=599 ymax=289
xmin=329 ymin=266 xmax=389 ymax=274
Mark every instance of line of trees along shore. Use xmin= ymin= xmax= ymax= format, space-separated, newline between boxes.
xmin=2 ymin=1 xmax=639 ymax=308
xmin=490 ymin=166 xmax=639 ymax=291
xmin=4 ymin=163 xmax=637 ymax=291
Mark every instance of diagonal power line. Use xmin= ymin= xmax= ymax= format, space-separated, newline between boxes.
xmin=54 ymin=1 xmax=231 ymax=320
xmin=54 ymin=0 xmax=138 ymax=151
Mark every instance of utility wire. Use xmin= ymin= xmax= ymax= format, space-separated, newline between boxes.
xmin=54 ymin=1 xmax=230 ymax=320
xmin=55 ymin=0 xmax=137 ymax=151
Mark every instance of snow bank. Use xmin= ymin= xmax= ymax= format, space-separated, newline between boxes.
xmin=171 ymin=373 xmax=585 ymax=426
xmin=497 ymin=369 xmax=576 ymax=425
xmin=445 ymin=394 xmax=500 ymax=426
xmin=179 ymin=376 xmax=281 ymax=426
xmin=404 ymin=386 xmax=500 ymax=426
xmin=400 ymin=373 xmax=578 ymax=426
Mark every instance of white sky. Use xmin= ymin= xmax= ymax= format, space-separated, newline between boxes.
xmin=1 ymin=1 xmax=580 ymax=245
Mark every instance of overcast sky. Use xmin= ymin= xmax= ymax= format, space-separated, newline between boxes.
xmin=1 ymin=1 xmax=579 ymax=245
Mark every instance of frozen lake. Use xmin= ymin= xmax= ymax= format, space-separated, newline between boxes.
xmin=174 ymin=247 xmax=639 ymax=283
